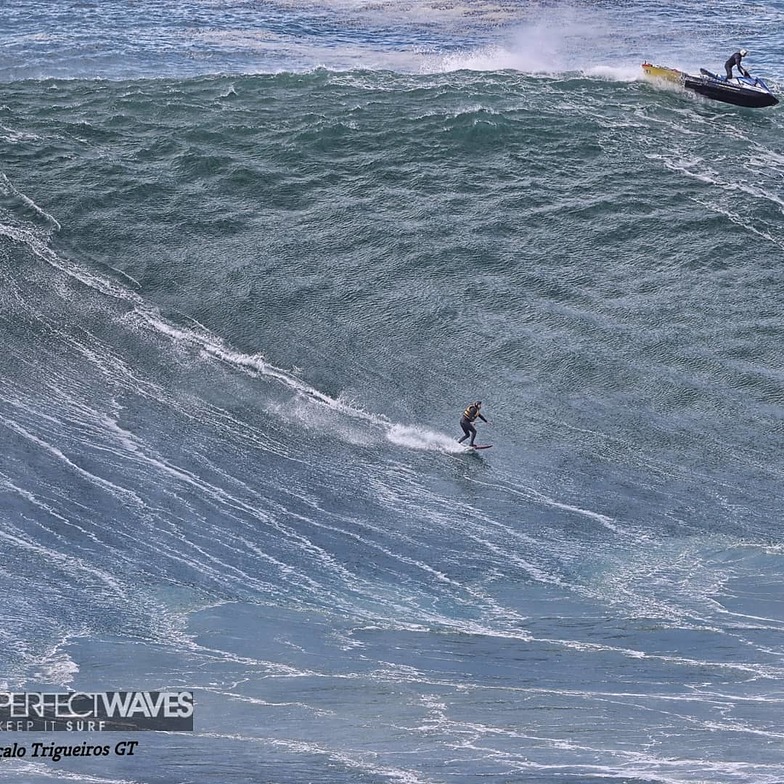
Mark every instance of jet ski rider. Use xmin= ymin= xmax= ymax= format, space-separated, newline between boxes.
xmin=458 ymin=401 xmax=488 ymax=447
xmin=725 ymin=49 xmax=750 ymax=80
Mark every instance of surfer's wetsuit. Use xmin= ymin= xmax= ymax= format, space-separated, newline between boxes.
xmin=458 ymin=402 xmax=487 ymax=446
xmin=725 ymin=51 xmax=750 ymax=79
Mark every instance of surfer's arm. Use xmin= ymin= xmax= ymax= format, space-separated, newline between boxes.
xmin=478 ymin=414 xmax=488 ymax=423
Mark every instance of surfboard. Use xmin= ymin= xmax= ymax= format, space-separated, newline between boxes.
xmin=471 ymin=445 xmax=492 ymax=450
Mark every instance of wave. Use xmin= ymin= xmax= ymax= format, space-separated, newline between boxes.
xmin=2 ymin=45 xmax=784 ymax=781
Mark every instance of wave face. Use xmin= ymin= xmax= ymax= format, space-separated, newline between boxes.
xmin=2 ymin=3 xmax=784 ymax=783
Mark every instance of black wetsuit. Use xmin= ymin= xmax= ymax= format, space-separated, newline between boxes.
xmin=458 ymin=403 xmax=487 ymax=446
xmin=725 ymin=52 xmax=749 ymax=79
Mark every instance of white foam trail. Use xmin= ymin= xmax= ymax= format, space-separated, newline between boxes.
xmin=386 ymin=424 xmax=466 ymax=452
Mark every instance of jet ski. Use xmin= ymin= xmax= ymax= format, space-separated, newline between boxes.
xmin=642 ymin=62 xmax=779 ymax=108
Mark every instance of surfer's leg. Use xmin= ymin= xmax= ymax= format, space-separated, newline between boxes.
xmin=467 ymin=422 xmax=477 ymax=446
xmin=458 ymin=419 xmax=473 ymax=444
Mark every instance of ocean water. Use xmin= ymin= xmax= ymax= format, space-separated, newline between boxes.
xmin=2 ymin=1 xmax=784 ymax=782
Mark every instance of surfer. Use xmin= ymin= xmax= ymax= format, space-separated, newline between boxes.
xmin=725 ymin=49 xmax=750 ymax=80
xmin=457 ymin=401 xmax=488 ymax=447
